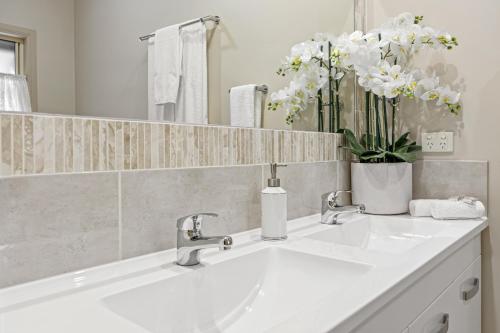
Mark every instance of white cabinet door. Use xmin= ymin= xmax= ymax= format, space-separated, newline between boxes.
xmin=409 ymin=256 xmax=481 ymax=333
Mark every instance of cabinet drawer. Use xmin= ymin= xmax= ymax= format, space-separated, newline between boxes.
xmin=408 ymin=256 xmax=481 ymax=333
xmin=350 ymin=236 xmax=480 ymax=333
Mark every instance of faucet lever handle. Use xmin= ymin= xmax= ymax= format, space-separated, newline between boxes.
xmin=176 ymin=213 xmax=218 ymax=231
xmin=326 ymin=190 xmax=352 ymax=208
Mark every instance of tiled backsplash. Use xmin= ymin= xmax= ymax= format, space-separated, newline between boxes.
xmin=0 ymin=161 xmax=348 ymax=288
xmin=0 ymin=113 xmax=345 ymax=176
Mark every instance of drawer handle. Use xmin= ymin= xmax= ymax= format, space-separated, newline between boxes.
xmin=435 ymin=313 xmax=449 ymax=333
xmin=462 ymin=278 xmax=480 ymax=301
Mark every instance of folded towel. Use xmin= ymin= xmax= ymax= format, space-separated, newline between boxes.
xmin=177 ymin=21 xmax=208 ymax=124
xmin=153 ymin=24 xmax=181 ymax=105
xmin=409 ymin=199 xmax=443 ymax=217
xmin=230 ymin=84 xmax=262 ymax=128
xmin=431 ymin=199 xmax=485 ymax=220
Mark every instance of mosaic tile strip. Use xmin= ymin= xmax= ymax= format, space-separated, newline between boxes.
xmin=0 ymin=113 xmax=344 ymax=176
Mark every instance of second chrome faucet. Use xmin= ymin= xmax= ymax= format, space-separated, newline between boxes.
xmin=321 ymin=190 xmax=365 ymax=225
xmin=176 ymin=213 xmax=233 ymax=266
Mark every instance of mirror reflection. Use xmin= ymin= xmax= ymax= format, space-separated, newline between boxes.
xmin=0 ymin=0 xmax=355 ymax=131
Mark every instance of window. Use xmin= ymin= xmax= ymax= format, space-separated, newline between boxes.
xmin=0 ymin=34 xmax=24 ymax=75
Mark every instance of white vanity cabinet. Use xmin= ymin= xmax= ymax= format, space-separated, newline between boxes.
xmin=353 ymin=235 xmax=481 ymax=333
xmin=408 ymin=256 xmax=481 ymax=333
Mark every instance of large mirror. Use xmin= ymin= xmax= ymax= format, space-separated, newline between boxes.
xmin=0 ymin=0 xmax=355 ymax=131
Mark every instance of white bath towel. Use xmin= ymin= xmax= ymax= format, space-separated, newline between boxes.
xmin=230 ymin=84 xmax=262 ymax=128
xmin=409 ymin=199 xmax=443 ymax=217
xmin=431 ymin=199 xmax=485 ymax=220
xmin=176 ymin=21 xmax=208 ymax=124
xmin=153 ymin=25 xmax=181 ymax=105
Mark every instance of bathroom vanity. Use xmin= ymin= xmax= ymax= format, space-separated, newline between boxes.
xmin=0 ymin=214 xmax=487 ymax=333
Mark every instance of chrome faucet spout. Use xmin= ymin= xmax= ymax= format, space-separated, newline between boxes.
xmin=192 ymin=235 xmax=233 ymax=251
xmin=176 ymin=213 xmax=233 ymax=266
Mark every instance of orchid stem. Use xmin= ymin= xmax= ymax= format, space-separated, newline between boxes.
xmin=365 ymin=91 xmax=371 ymax=150
xmin=383 ymin=96 xmax=389 ymax=150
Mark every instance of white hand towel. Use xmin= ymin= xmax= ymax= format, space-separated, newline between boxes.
xmin=230 ymin=84 xmax=261 ymax=128
xmin=176 ymin=21 xmax=208 ymax=124
xmin=153 ymin=25 xmax=181 ymax=105
xmin=148 ymin=38 xmax=176 ymax=121
xmin=430 ymin=200 xmax=486 ymax=220
xmin=409 ymin=199 xmax=444 ymax=217
xmin=254 ymin=90 xmax=263 ymax=128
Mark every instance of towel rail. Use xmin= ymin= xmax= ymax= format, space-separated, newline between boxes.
xmin=139 ymin=15 xmax=221 ymax=41
xmin=228 ymin=84 xmax=268 ymax=94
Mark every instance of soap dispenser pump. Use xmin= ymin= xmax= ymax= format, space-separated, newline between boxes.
xmin=261 ymin=163 xmax=287 ymax=240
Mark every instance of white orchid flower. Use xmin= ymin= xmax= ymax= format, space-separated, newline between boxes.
xmin=436 ymin=86 xmax=461 ymax=106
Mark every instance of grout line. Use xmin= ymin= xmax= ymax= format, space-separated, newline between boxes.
xmin=118 ymin=171 xmax=123 ymax=260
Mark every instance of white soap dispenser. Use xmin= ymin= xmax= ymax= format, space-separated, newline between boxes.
xmin=261 ymin=163 xmax=287 ymax=240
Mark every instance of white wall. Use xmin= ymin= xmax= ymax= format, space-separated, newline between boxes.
xmin=74 ymin=0 xmax=354 ymax=129
xmin=367 ymin=2 xmax=500 ymax=332
xmin=0 ymin=0 xmax=75 ymax=115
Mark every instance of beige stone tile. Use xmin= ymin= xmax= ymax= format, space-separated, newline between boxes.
xmin=23 ymin=115 xmax=34 ymax=174
xmin=164 ymin=124 xmax=171 ymax=168
xmin=174 ymin=125 xmax=183 ymax=168
xmin=116 ymin=121 xmax=124 ymax=170
xmin=43 ymin=117 xmax=55 ymax=174
xmin=1 ymin=114 xmax=12 ymax=176
xmin=186 ymin=126 xmax=195 ymax=168
xmin=413 ymin=160 xmax=488 ymax=206
xmin=54 ymin=117 xmax=64 ymax=173
xmin=221 ymin=127 xmax=229 ymax=166
xmin=64 ymin=117 xmax=73 ymax=172
xmin=243 ymin=129 xmax=249 ymax=165
xmin=272 ymin=130 xmax=280 ymax=163
xmin=73 ymin=118 xmax=84 ymax=172
xmin=193 ymin=126 xmax=201 ymax=167
xmin=12 ymin=115 xmax=23 ymax=175
xmin=0 ymin=172 xmax=119 ymax=288
xmin=123 ymin=122 xmax=130 ymax=170
xmin=121 ymin=166 xmax=261 ymax=258
xmin=99 ymin=120 xmax=108 ymax=171
xmin=169 ymin=124 xmax=177 ymax=168
xmin=129 ymin=122 xmax=138 ymax=170
xmin=144 ymin=123 xmax=151 ymax=169
xmin=91 ymin=120 xmax=99 ymax=171
xmin=151 ymin=123 xmax=160 ymax=169
xmin=236 ymin=128 xmax=243 ymax=165
xmin=83 ymin=119 xmax=92 ymax=172
xmin=208 ymin=127 xmax=216 ymax=166
xmin=318 ymin=133 xmax=324 ymax=162
xmin=158 ymin=123 xmax=165 ymax=168
xmin=201 ymin=126 xmax=209 ymax=167
xmin=107 ymin=121 xmax=116 ymax=171
xmin=137 ymin=122 xmax=145 ymax=169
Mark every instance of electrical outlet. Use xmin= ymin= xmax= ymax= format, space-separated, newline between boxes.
xmin=422 ymin=132 xmax=454 ymax=153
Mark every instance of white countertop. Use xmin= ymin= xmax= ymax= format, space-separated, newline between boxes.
xmin=0 ymin=214 xmax=488 ymax=333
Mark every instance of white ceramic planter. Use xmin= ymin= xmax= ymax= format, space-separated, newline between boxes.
xmin=351 ymin=162 xmax=412 ymax=215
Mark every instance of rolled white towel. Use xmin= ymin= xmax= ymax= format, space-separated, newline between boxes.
xmin=430 ymin=200 xmax=485 ymax=220
xmin=409 ymin=199 xmax=444 ymax=217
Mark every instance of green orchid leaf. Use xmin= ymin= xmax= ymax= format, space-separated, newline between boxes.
xmin=386 ymin=151 xmax=418 ymax=163
xmin=394 ymin=132 xmax=411 ymax=149
xmin=360 ymin=150 xmax=387 ymax=161
xmin=339 ymin=129 xmax=365 ymax=154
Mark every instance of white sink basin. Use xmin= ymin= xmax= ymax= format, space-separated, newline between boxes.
xmin=307 ymin=216 xmax=446 ymax=254
xmin=103 ymin=247 xmax=371 ymax=333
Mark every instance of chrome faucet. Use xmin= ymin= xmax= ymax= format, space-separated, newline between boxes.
xmin=176 ymin=213 xmax=233 ymax=266
xmin=321 ymin=190 xmax=365 ymax=225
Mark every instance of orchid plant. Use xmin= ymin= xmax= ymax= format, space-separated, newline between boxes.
xmin=269 ymin=13 xmax=461 ymax=163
